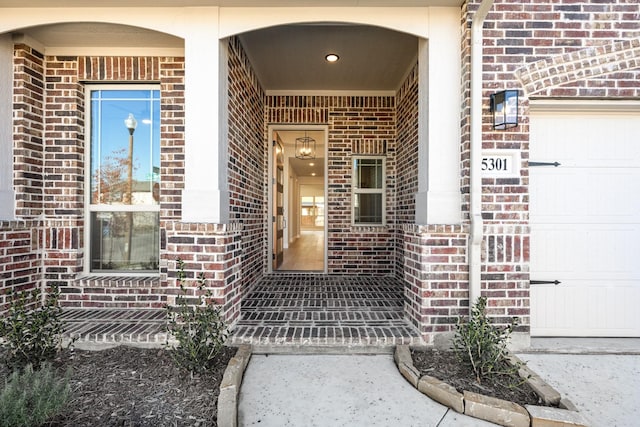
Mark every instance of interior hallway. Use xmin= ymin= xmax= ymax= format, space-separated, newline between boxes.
xmin=279 ymin=230 xmax=324 ymax=271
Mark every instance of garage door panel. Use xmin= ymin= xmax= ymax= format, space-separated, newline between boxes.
xmin=531 ymin=169 xmax=640 ymax=223
xmin=531 ymin=281 xmax=640 ymax=336
xmin=531 ymin=224 xmax=640 ymax=280
xmin=530 ymin=106 xmax=640 ymax=337
xmin=530 ymin=170 xmax=584 ymax=219
xmin=531 ymin=115 xmax=640 ymax=167
xmin=587 ymin=170 xmax=640 ymax=220
xmin=587 ymin=227 xmax=640 ymax=278
xmin=531 ymin=226 xmax=587 ymax=276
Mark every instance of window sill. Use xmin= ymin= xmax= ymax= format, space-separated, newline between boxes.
xmin=351 ymin=225 xmax=389 ymax=232
xmin=74 ymin=274 xmax=160 ymax=287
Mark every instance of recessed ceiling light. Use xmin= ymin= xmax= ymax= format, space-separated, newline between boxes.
xmin=311 ymin=173 xmax=316 ymax=176
xmin=309 ymin=163 xmax=315 ymax=166
xmin=325 ymin=53 xmax=339 ymax=63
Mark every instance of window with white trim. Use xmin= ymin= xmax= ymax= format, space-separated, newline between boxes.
xmin=352 ymin=156 xmax=386 ymax=225
xmin=86 ymin=86 xmax=160 ymax=273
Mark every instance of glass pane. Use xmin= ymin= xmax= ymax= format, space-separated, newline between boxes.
xmin=355 ymin=158 xmax=383 ymax=189
xmin=354 ymin=193 xmax=382 ymax=224
xmin=90 ymin=90 xmax=160 ymax=206
xmin=90 ymin=211 xmax=159 ymax=271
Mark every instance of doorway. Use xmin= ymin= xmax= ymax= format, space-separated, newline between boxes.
xmin=269 ymin=127 xmax=327 ymax=273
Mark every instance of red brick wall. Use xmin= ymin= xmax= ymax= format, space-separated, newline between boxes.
xmin=6 ymin=38 xmax=259 ymax=320
xmin=228 ymin=36 xmax=266 ymax=292
xmin=46 ymin=55 xmax=184 ymax=308
xmin=6 ymin=49 xmax=188 ymax=309
xmin=395 ymin=63 xmax=419 ymax=275
xmin=13 ymin=44 xmax=44 ymax=218
xmin=165 ymin=222 xmax=242 ymax=321
xmin=395 ymin=64 xmax=418 ymax=226
xmin=0 ymin=221 xmax=40 ymax=313
xmin=266 ymin=95 xmax=397 ymax=275
xmin=403 ymin=225 xmax=469 ymax=340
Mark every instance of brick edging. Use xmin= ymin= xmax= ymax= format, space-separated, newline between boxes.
xmin=217 ymin=344 xmax=252 ymax=427
xmin=394 ymin=345 xmax=590 ymax=427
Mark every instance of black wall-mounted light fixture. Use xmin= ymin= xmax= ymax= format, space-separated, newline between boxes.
xmin=490 ymin=90 xmax=518 ymax=130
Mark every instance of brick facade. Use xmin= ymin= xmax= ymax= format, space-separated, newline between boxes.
xmin=455 ymin=0 xmax=639 ymax=337
xmin=228 ymin=36 xmax=266 ymax=297
xmin=14 ymin=44 xmax=44 ymax=218
xmin=1 ymin=1 xmax=639 ymax=344
xmin=2 ymin=39 xmax=262 ymax=324
xmin=0 ymin=221 xmax=40 ymax=313
xmin=403 ymin=225 xmax=469 ymax=338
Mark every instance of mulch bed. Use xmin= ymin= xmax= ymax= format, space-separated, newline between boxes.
xmin=411 ymin=348 xmax=546 ymax=407
xmin=0 ymin=346 xmax=236 ymax=427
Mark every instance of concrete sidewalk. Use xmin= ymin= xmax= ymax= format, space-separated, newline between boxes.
xmin=238 ymin=342 xmax=640 ymax=427
xmin=519 ymin=353 xmax=640 ymax=427
xmin=238 ymin=354 xmax=497 ymax=427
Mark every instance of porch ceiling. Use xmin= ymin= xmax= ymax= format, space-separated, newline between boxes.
xmin=5 ymin=1 xmax=464 ymax=7
xmin=15 ymin=21 xmax=421 ymax=92
xmin=239 ymin=24 xmax=418 ymax=92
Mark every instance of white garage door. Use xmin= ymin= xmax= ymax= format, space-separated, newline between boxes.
xmin=530 ymin=103 xmax=640 ymax=337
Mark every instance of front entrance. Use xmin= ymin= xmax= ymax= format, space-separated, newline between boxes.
xmin=270 ymin=127 xmax=327 ymax=273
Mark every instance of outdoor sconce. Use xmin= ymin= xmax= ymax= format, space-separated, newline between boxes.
xmin=490 ymin=90 xmax=518 ymax=130
xmin=295 ymin=132 xmax=316 ymax=160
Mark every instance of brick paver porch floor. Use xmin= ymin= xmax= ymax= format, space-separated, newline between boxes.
xmin=229 ymin=275 xmax=423 ymax=350
xmin=61 ymin=275 xmax=423 ymax=350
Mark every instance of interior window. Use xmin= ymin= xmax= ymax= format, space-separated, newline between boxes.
xmin=352 ymin=156 xmax=385 ymax=225
xmin=87 ymin=87 xmax=160 ymax=273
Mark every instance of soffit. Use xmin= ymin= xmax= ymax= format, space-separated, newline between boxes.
xmin=239 ymin=24 xmax=418 ymax=92
xmin=16 ymin=21 xmax=419 ymax=92
xmin=21 ymin=23 xmax=183 ymax=48
xmin=3 ymin=1 xmax=464 ymax=7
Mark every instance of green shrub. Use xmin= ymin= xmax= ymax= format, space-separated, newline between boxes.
xmin=0 ymin=286 xmax=65 ymax=370
xmin=165 ymin=259 xmax=229 ymax=377
xmin=452 ymin=296 xmax=521 ymax=384
xmin=0 ymin=363 xmax=70 ymax=427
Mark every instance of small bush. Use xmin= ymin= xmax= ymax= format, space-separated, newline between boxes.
xmin=452 ymin=296 xmax=521 ymax=384
xmin=0 ymin=362 xmax=70 ymax=427
xmin=165 ymin=259 xmax=229 ymax=377
xmin=0 ymin=286 xmax=66 ymax=370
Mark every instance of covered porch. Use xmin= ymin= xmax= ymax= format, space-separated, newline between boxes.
xmin=62 ymin=275 xmax=422 ymax=351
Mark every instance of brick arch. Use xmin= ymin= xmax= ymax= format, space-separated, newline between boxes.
xmin=515 ymin=37 xmax=640 ymax=97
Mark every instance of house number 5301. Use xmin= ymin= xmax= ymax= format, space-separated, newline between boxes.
xmin=480 ymin=151 xmax=520 ymax=178
xmin=482 ymin=157 xmax=509 ymax=171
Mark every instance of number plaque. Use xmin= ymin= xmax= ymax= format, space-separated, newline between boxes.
xmin=481 ymin=150 xmax=520 ymax=178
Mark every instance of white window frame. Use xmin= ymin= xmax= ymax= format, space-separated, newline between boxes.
xmin=84 ymin=84 xmax=161 ymax=276
xmin=352 ymin=155 xmax=386 ymax=226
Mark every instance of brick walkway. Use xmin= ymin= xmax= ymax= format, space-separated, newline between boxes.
xmin=62 ymin=275 xmax=423 ymax=350
xmin=62 ymin=308 xmax=168 ymax=347
xmin=230 ymin=275 xmax=423 ymax=350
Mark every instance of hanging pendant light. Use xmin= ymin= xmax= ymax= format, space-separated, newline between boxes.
xmin=295 ymin=131 xmax=316 ymax=160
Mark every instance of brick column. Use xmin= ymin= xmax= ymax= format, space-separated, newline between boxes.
xmin=0 ymin=220 xmax=40 ymax=314
xmin=403 ymin=224 xmax=469 ymax=344
xmin=165 ymin=222 xmax=243 ymax=324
